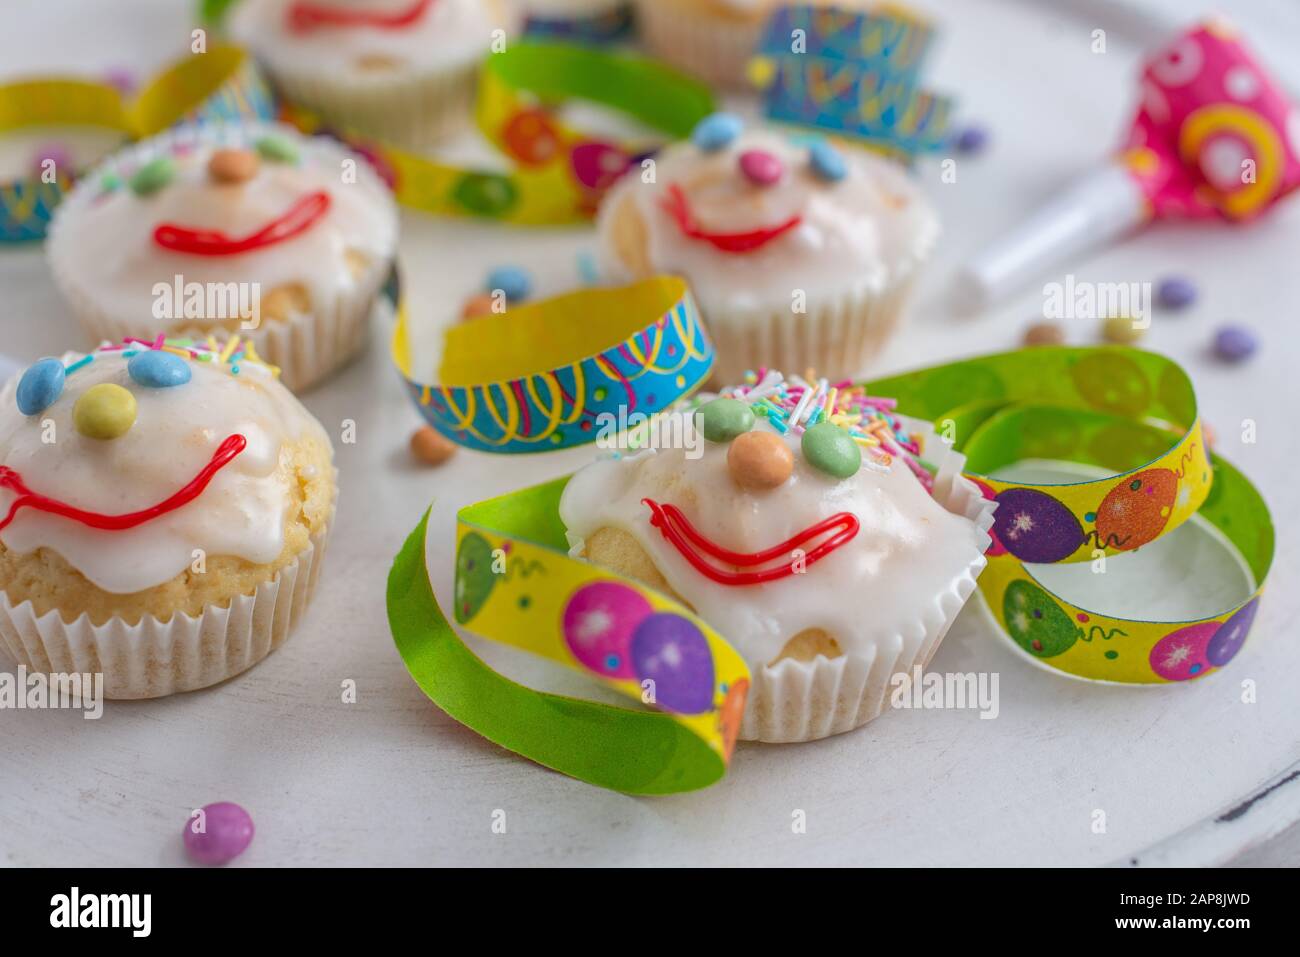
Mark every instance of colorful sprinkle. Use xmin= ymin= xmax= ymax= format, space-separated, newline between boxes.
xmin=691 ymin=112 xmax=743 ymax=152
xmin=720 ymin=370 xmax=931 ymax=491
xmin=16 ymin=358 xmax=66 ymax=416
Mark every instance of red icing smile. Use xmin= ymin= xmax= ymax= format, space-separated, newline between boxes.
xmin=0 ymin=434 xmax=247 ymax=533
xmin=288 ymin=0 xmax=436 ymax=32
xmin=660 ymin=183 xmax=803 ymax=254
xmin=643 ymin=498 xmax=859 ymax=586
xmin=153 ymin=190 xmax=331 ymax=256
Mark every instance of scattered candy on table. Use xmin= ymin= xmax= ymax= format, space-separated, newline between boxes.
xmin=1156 ymin=275 xmax=1197 ymax=310
xmin=1213 ymin=325 xmax=1257 ymax=362
xmin=1023 ymin=321 xmax=1065 ymax=347
xmin=953 ymin=124 xmax=989 ymax=155
xmin=411 ymin=426 xmax=457 ymax=465
xmin=739 ymin=149 xmax=784 ymax=187
xmin=460 ymin=293 xmax=497 ymax=321
xmin=485 ymin=264 xmax=532 ymax=303
xmin=727 ymin=430 xmax=793 ymax=490
xmin=691 ymin=112 xmax=743 ymax=152
xmin=73 ymin=383 xmax=136 ymax=440
xmin=1101 ymin=316 xmax=1145 ymax=345
xmin=183 ymin=802 xmax=254 ymax=865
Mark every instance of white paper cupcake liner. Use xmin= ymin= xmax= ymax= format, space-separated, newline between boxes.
xmin=0 ymin=523 xmax=332 ymax=701
xmin=740 ymin=433 xmax=998 ymax=743
xmin=634 ymin=0 xmax=768 ymax=90
xmin=702 ymin=274 xmax=920 ymax=386
xmin=46 ymin=122 xmax=396 ymax=393
xmin=266 ymin=58 xmax=480 ymax=151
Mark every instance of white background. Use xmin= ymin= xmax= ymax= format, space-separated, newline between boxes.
xmin=1 ymin=0 xmax=1297 ymax=866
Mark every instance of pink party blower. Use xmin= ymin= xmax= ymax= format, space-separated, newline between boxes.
xmin=955 ymin=19 xmax=1300 ymax=310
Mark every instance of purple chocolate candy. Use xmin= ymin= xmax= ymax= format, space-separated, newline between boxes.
xmin=1213 ymin=325 xmax=1257 ymax=362
xmin=1156 ymin=275 xmax=1197 ymax=310
xmin=183 ymin=801 xmax=254 ymax=865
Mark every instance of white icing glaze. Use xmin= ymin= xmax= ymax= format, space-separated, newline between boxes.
xmin=0 ymin=350 xmax=331 ymax=595
xmin=559 ymin=408 xmax=984 ymax=667
xmin=598 ymin=128 xmax=938 ymax=314
xmin=229 ymin=0 xmax=509 ymax=74
xmin=522 ymin=0 xmax=623 ymax=15
xmin=46 ymin=122 xmax=397 ymax=333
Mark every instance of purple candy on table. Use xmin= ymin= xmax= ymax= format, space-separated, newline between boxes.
xmin=1212 ymin=325 xmax=1257 ymax=362
xmin=1156 ymin=275 xmax=1197 ymax=310
xmin=954 ymin=125 xmax=989 ymax=154
xmin=738 ymin=149 xmax=784 ymax=187
xmin=183 ymin=801 xmax=254 ymax=865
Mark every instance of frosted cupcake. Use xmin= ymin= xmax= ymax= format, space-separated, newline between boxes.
xmin=228 ymin=0 xmax=517 ymax=148
xmin=46 ymin=122 xmax=398 ymax=392
xmin=0 ymin=338 xmax=335 ymax=699
xmin=559 ymin=369 xmax=992 ymax=742
xmin=597 ymin=114 xmax=938 ymax=385
xmin=635 ymin=0 xmax=867 ymax=89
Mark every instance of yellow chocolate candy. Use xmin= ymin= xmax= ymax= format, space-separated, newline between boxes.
xmin=73 ymin=383 xmax=137 ymax=440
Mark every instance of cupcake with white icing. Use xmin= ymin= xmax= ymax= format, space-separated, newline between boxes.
xmin=46 ymin=121 xmax=398 ymax=392
xmin=635 ymin=0 xmax=869 ymax=90
xmin=559 ymin=370 xmax=993 ymax=742
xmin=228 ymin=0 xmax=518 ymax=149
xmin=0 ymin=337 xmax=335 ymax=699
xmin=597 ymin=114 xmax=939 ymax=385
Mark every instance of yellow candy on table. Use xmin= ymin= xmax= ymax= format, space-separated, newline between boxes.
xmin=73 ymin=383 xmax=137 ymax=440
xmin=1101 ymin=316 xmax=1146 ymax=344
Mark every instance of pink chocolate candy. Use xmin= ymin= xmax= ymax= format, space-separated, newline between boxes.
xmin=738 ymin=149 xmax=784 ymax=186
xmin=183 ymin=801 xmax=254 ymax=865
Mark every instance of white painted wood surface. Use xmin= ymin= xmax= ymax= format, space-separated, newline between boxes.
xmin=1 ymin=0 xmax=1297 ymax=866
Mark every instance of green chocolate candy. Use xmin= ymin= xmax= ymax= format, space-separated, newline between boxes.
xmin=696 ymin=397 xmax=754 ymax=443
xmin=801 ymin=421 xmax=861 ymax=478
xmin=254 ymin=135 xmax=299 ymax=164
xmin=128 ymin=157 xmax=174 ymax=196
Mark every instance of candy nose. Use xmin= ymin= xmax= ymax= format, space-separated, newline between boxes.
xmin=727 ymin=431 xmax=794 ymax=490
xmin=739 ymin=149 xmax=784 ymax=187
xmin=73 ymin=383 xmax=136 ymax=440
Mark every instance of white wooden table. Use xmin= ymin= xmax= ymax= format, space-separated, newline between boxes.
xmin=2 ymin=0 xmax=1297 ymax=866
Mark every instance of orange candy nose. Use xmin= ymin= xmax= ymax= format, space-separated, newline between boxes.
xmin=727 ymin=431 xmax=794 ymax=490
xmin=208 ymin=148 xmax=261 ymax=185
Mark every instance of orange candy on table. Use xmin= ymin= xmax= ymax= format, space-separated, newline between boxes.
xmin=410 ymin=426 xmax=457 ymax=466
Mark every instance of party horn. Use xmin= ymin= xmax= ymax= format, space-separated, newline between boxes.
xmin=955 ymin=19 xmax=1300 ymax=309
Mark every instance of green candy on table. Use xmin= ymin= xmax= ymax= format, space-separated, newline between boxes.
xmin=801 ymin=421 xmax=861 ymax=478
